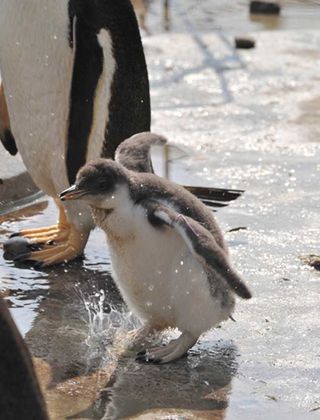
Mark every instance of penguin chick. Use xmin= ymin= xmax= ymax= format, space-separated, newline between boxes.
xmin=60 ymin=159 xmax=251 ymax=364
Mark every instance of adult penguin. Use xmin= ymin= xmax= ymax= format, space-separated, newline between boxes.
xmin=0 ymin=1 xmax=242 ymax=266
xmin=0 ymin=82 xmax=17 ymax=155
xmin=0 ymin=0 xmax=151 ymax=265
xmin=0 ymin=296 xmax=48 ymax=419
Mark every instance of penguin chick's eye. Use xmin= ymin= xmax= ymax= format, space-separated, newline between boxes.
xmin=87 ymin=178 xmax=114 ymax=194
xmin=96 ymin=178 xmax=114 ymax=191
xmin=77 ymin=177 xmax=114 ymax=195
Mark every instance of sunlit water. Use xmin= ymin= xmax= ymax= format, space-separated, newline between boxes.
xmin=1 ymin=0 xmax=320 ymax=419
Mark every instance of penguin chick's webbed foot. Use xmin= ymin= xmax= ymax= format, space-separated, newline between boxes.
xmin=136 ymin=331 xmax=198 ymax=364
xmin=128 ymin=322 xmax=163 ymax=349
xmin=4 ymin=203 xmax=88 ymax=266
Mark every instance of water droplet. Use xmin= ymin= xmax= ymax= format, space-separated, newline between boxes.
xmin=146 ymin=301 xmax=152 ymax=307
xmin=180 ymin=260 xmax=184 ymax=266
xmin=148 ymin=284 xmax=154 ymax=292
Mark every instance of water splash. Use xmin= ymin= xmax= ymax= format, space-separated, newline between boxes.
xmin=74 ymin=285 xmax=139 ymax=367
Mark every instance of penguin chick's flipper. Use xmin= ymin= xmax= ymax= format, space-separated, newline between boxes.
xmin=5 ymin=202 xmax=88 ymax=266
xmin=144 ymin=200 xmax=252 ymax=300
xmin=115 ymin=132 xmax=167 ymax=173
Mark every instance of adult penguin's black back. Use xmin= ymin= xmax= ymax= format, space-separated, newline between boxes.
xmin=67 ymin=0 xmax=151 ymax=184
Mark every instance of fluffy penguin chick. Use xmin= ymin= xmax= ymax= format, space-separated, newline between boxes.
xmin=60 ymin=159 xmax=251 ymax=364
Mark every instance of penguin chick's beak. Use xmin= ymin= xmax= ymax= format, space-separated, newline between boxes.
xmin=59 ymin=185 xmax=87 ymax=201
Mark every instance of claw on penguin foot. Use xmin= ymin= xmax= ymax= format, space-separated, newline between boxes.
xmin=135 ymin=352 xmax=162 ymax=364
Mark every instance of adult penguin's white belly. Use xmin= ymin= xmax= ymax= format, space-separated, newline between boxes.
xmin=0 ymin=0 xmax=151 ymax=266
xmin=0 ymin=3 xmax=75 ymax=198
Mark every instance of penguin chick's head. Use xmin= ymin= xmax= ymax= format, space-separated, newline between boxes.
xmin=59 ymin=159 xmax=127 ymax=208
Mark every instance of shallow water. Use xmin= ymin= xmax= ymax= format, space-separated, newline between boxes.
xmin=1 ymin=0 xmax=320 ymax=419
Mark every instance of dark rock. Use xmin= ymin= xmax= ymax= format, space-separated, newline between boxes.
xmin=300 ymin=254 xmax=320 ymax=271
xmin=3 ymin=236 xmax=41 ymax=262
xmin=250 ymin=1 xmax=281 ymax=15
xmin=234 ymin=37 xmax=256 ymax=49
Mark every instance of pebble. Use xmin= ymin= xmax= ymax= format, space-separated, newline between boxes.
xmin=250 ymin=1 xmax=281 ymax=15
xmin=234 ymin=37 xmax=256 ymax=49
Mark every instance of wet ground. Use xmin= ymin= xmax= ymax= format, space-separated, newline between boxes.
xmin=1 ymin=0 xmax=320 ymax=419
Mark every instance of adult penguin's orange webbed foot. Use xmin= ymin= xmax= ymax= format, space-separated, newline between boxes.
xmin=4 ymin=223 xmax=88 ymax=267
xmin=26 ymin=225 xmax=88 ymax=266
xmin=4 ymin=202 xmax=89 ymax=266
xmin=10 ymin=224 xmax=70 ymax=244
xmin=9 ymin=201 xmax=70 ymax=244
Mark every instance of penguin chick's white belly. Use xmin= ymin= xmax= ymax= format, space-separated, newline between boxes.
xmin=101 ymin=203 xmax=234 ymax=337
